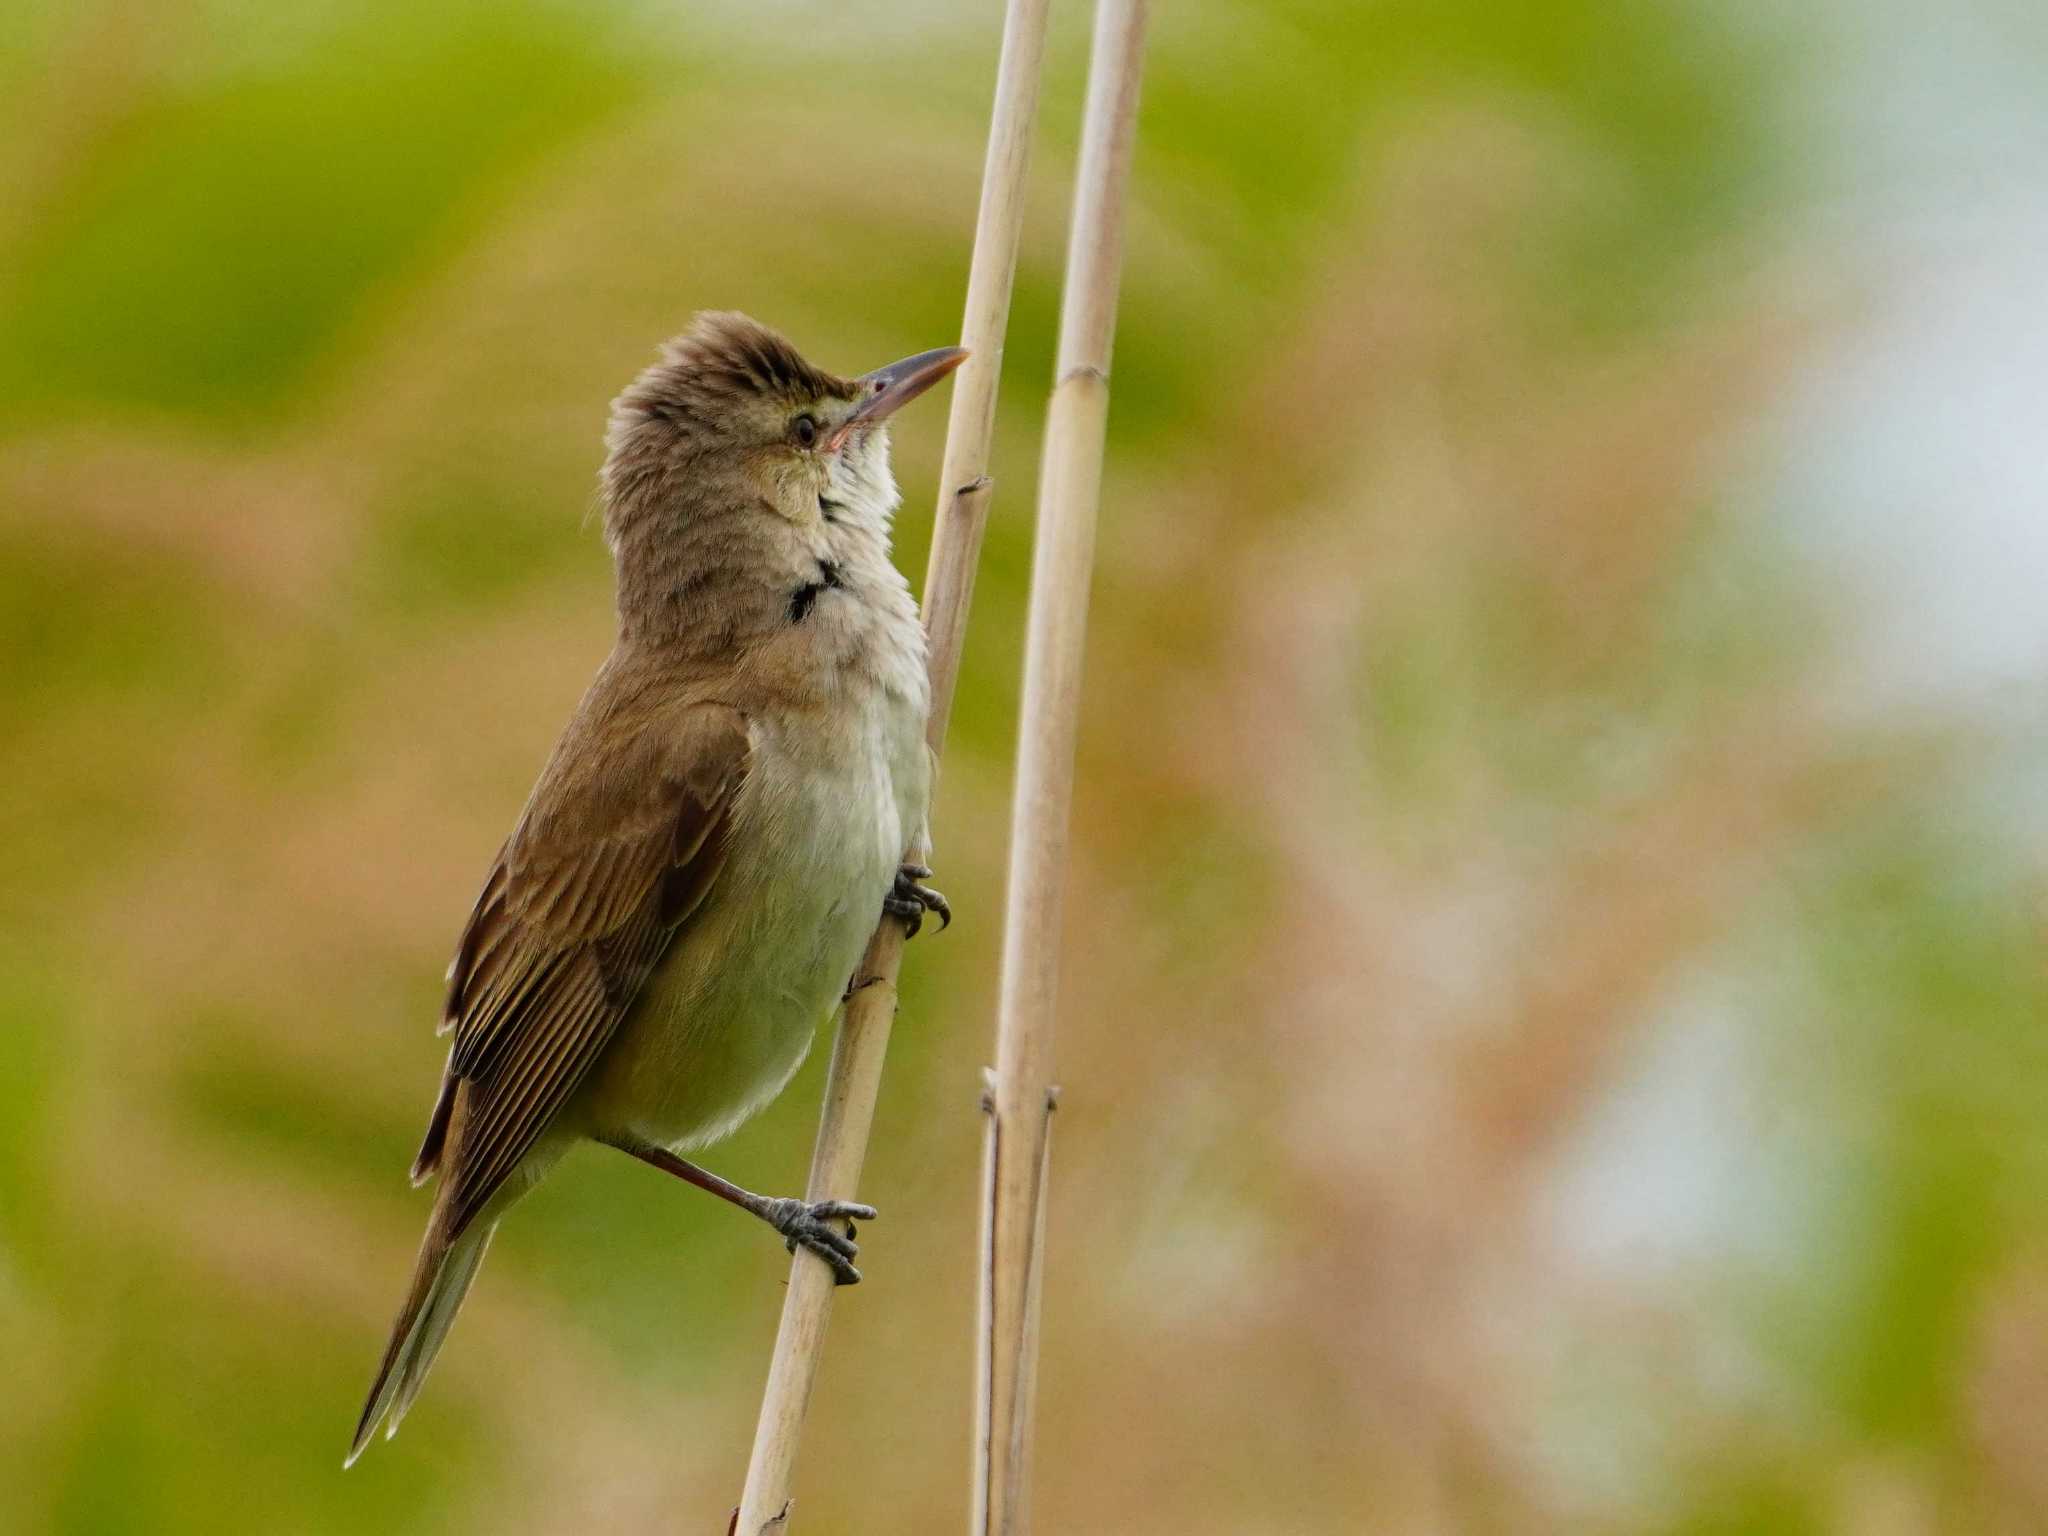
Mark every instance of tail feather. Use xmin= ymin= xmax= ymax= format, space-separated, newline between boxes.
xmin=386 ymin=1221 xmax=494 ymax=1435
xmin=346 ymin=1216 xmax=495 ymax=1466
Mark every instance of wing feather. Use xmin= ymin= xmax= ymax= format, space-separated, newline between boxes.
xmin=411 ymin=701 xmax=750 ymax=1233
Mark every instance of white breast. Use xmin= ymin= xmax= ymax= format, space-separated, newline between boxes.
xmin=585 ymin=620 xmax=930 ymax=1154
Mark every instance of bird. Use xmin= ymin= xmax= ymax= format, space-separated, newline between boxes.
xmin=347 ymin=312 xmax=963 ymax=1465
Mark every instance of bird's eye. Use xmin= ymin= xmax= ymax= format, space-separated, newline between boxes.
xmin=792 ymin=414 xmax=819 ymax=448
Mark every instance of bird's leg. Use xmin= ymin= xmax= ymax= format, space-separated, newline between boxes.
xmin=883 ymin=862 xmax=951 ymax=940
xmin=619 ymin=1142 xmax=875 ymax=1285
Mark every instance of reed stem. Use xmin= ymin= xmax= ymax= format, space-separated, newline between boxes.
xmin=731 ymin=3 xmax=1055 ymax=1529
xmin=973 ymin=2 xmax=1150 ymax=1531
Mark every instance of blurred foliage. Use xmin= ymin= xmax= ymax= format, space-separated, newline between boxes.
xmin=2 ymin=1 xmax=2043 ymax=1533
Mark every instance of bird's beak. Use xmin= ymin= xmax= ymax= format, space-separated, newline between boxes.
xmin=824 ymin=345 xmax=969 ymax=452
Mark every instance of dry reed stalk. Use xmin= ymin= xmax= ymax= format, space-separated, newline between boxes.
xmin=974 ymin=2 xmax=1150 ymax=1532
xmin=730 ymin=2 xmax=1054 ymax=1531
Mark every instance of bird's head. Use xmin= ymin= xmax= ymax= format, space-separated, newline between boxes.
xmin=603 ymin=311 xmax=965 ymax=539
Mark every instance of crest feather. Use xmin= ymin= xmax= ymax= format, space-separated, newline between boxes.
xmin=661 ymin=311 xmax=851 ymax=404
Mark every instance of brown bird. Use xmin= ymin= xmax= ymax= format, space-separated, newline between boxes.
xmin=348 ymin=314 xmax=963 ymax=1465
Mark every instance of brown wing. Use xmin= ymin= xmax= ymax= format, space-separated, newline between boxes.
xmin=412 ymin=702 xmax=750 ymax=1241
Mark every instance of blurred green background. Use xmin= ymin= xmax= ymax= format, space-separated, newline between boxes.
xmin=5 ymin=0 xmax=2047 ymax=1531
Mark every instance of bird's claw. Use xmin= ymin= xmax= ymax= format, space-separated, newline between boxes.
xmin=764 ymin=1197 xmax=877 ymax=1286
xmin=884 ymin=863 xmax=951 ymax=940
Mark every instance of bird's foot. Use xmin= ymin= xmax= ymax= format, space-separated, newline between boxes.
xmin=761 ymin=1197 xmax=877 ymax=1286
xmin=883 ymin=863 xmax=951 ymax=940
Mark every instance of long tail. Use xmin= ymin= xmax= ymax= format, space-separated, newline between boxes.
xmin=346 ymin=1213 xmax=496 ymax=1466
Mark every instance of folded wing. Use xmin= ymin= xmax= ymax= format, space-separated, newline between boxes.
xmin=414 ymin=702 xmax=751 ymax=1241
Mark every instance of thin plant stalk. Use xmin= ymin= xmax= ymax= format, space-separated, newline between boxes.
xmin=731 ymin=2 xmax=1054 ymax=1530
xmin=974 ymin=2 xmax=1150 ymax=1532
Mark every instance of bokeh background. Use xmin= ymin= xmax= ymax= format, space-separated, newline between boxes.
xmin=5 ymin=0 xmax=2047 ymax=1531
